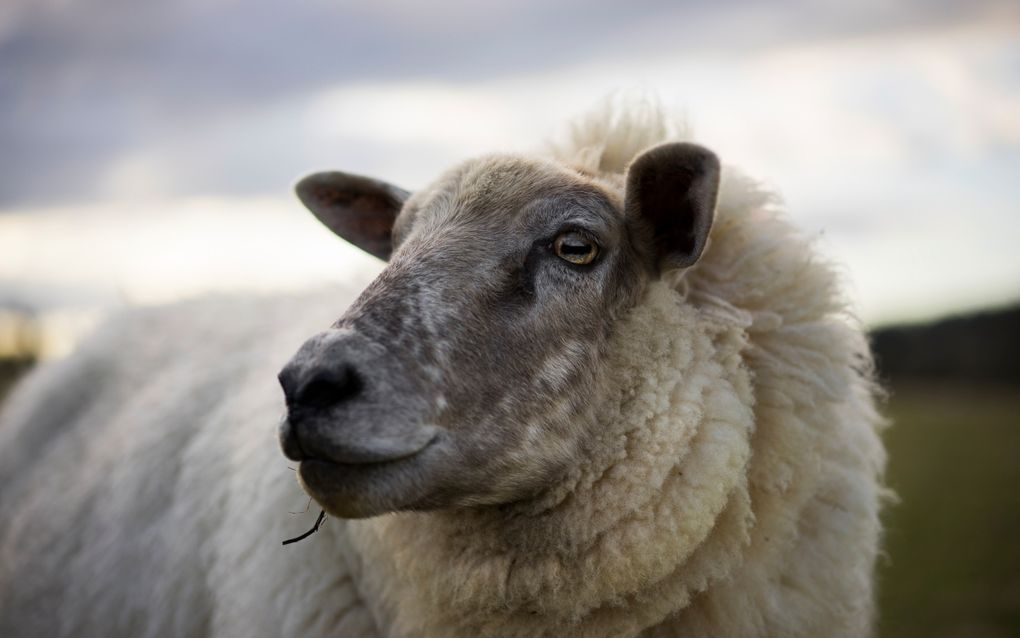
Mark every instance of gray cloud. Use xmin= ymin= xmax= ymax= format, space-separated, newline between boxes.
xmin=0 ymin=0 xmax=1012 ymax=207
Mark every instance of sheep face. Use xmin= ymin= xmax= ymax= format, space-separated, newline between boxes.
xmin=279 ymin=144 xmax=720 ymax=518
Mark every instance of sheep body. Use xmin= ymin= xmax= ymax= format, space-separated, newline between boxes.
xmin=0 ymin=105 xmax=886 ymax=637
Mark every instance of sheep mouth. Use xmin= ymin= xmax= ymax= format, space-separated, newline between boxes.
xmin=295 ymin=435 xmax=446 ymax=518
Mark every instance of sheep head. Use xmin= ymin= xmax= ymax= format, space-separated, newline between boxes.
xmin=278 ymin=143 xmax=720 ymax=518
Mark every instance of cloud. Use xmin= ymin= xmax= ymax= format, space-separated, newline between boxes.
xmin=1 ymin=0 xmax=1016 ymax=205
xmin=0 ymin=195 xmax=384 ymax=307
xmin=1 ymin=1 xmax=1019 ymax=324
xmin=75 ymin=18 xmax=1019 ymax=210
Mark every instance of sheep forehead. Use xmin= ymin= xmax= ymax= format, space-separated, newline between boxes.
xmin=403 ymin=154 xmax=621 ymax=235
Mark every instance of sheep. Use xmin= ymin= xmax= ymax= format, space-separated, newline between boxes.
xmin=0 ymin=100 xmax=886 ymax=638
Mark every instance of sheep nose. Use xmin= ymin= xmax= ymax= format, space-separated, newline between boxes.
xmin=277 ymin=330 xmax=369 ymax=462
xmin=278 ymin=328 xmax=437 ymax=466
xmin=279 ymin=363 xmax=363 ymax=411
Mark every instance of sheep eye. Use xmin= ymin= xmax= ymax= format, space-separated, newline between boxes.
xmin=553 ymin=232 xmax=599 ymax=265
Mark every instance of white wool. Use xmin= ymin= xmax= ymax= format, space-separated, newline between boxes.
xmin=0 ymin=102 xmax=886 ymax=637
xmin=548 ymin=95 xmax=687 ymax=176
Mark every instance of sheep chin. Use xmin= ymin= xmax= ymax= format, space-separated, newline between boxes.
xmin=296 ymin=437 xmax=447 ymax=519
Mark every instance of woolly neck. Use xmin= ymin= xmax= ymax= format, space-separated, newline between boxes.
xmin=349 ymin=281 xmax=758 ymax=637
xmin=346 ymin=166 xmax=880 ymax=638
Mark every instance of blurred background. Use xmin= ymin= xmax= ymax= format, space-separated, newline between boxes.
xmin=1 ymin=1 xmax=1017 ymax=635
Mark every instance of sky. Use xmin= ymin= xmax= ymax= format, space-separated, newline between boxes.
xmin=1 ymin=0 xmax=1018 ymax=351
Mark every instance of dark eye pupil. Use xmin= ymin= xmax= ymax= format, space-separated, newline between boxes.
xmin=560 ymin=241 xmax=592 ymax=255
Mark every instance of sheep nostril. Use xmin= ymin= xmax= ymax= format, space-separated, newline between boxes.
xmin=295 ymin=365 xmax=363 ymax=410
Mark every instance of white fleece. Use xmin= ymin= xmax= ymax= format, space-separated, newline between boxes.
xmin=0 ymin=101 xmax=886 ymax=638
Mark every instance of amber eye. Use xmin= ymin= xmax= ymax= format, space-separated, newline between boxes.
xmin=553 ymin=232 xmax=599 ymax=265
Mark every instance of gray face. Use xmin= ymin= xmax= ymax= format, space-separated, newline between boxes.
xmin=279 ymin=145 xmax=720 ymax=518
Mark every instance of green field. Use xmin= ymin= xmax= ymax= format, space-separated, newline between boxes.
xmin=878 ymin=383 xmax=1020 ymax=638
xmin=0 ymin=363 xmax=1016 ymax=636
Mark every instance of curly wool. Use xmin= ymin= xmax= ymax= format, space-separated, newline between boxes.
xmin=0 ymin=103 xmax=886 ymax=638
xmin=342 ymin=101 xmax=887 ymax=637
xmin=346 ymin=188 xmax=885 ymax=638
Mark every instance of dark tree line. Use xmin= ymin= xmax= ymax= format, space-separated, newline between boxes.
xmin=870 ymin=304 xmax=1020 ymax=384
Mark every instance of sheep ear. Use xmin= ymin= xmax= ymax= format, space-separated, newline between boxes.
xmin=295 ymin=171 xmax=410 ymax=261
xmin=624 ymin=142 xmax=720 ymax=271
